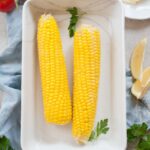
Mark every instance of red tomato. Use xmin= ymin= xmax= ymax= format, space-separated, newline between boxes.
xmin=0 ymin=0 xmax=16 ymax=13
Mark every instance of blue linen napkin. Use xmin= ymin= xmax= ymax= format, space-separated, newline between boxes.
xmin=0 ymin=7 xmax=22 ymax=150
xmin=0 ymin=5 xmax=150 ymax=150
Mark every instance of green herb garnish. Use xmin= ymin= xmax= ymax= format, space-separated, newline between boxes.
xmin=88 ymin=119 xmax=109 ymax=142
xmin=127 ymin=122 xmax=150 ymax=150
xmin=0 ymin=136 xmax=14 ymax=150
xmin=67 ymin=7 xmax=79 ymax=37
xmin=67 ymin=7 xmax=86 ymax=38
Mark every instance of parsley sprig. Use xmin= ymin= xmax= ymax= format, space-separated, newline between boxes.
xmin=127 ymin=122 xmax=150 ymax=150
xmin=0 ymin=136 xmax=14 ymax=150
xmin=88 ymin=119 xmax=109 ymax=142
xmin=67 ymin=7 xmax=86 ymax=38
xmin=67 ymin=7 xmax=79 ymax=37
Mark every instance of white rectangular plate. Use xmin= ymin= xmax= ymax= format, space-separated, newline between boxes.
xmin=21 ymin=0 xmax=126 ymax=149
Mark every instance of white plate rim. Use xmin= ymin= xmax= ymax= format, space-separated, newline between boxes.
xmin=123 ymin=0 xmax=150 ymax=20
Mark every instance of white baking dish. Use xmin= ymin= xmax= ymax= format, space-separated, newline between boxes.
xmin=21 ymin=0 xmax=126 ymax=149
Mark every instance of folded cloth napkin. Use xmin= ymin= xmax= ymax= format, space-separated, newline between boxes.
xmin=126 ymin=69 xmax=150 ymax=128
xmin=0 ymin=7 xmax=22 ymax=150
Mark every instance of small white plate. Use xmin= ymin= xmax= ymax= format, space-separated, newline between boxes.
xmin=123 ymin=0 xmax=150 ymax=20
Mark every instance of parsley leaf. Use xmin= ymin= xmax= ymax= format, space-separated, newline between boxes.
xmin=127 ymin=123 xmax=148 ymax=142
xmin=67 ymin=7 xmax=79 ymax=37
xmin=67 ymin=7 xmax=86 ymax=37
xmin=127 ymin=122 xmax=150 ymax=150
xmin=137 ymin=135 xmax=150 ymax=150
xmin=67 ymin=7 xmax=78 ymax=16
xmin=88 ymin=119 xmax=109 ymax=142
xmin=0 ymin=136 xmax=14 ymax=150
xmin=137 ymin=140 xmax=150 ymax=150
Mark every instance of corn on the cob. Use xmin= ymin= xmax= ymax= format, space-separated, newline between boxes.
xmin=37 ymin=14 xmax=72 ymax=125
xmin=72 ymin=25 xmax=100 ymax=143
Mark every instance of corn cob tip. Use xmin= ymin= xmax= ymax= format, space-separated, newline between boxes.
xmin=77 ymin=24 xmax=99 ymax=33
xmin=40 ymin=14 xmax=52 ymax=20
xmin=75 ymin=137 xmax=88 ymax=145
xmin=38 ymin=14 xmax=54 ymax=26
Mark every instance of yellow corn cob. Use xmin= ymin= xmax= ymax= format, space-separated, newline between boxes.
xmin=37 ymin=14 xmax=72 ymax=125
xmin=72 ymin=25 xmax=100 ymax=143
